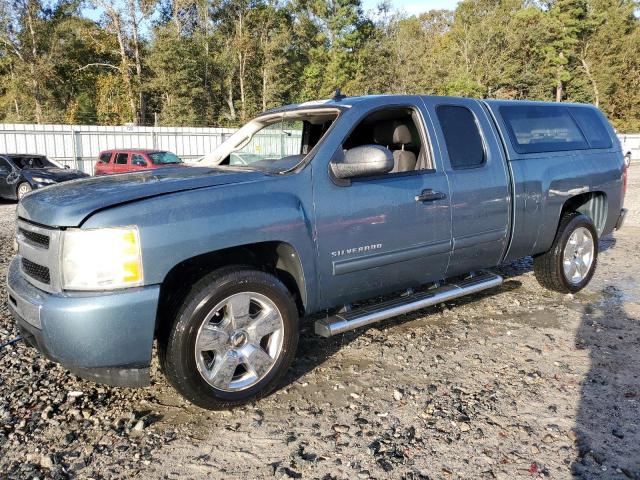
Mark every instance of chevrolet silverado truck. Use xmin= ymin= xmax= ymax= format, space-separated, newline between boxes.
xmin=7 ymin=95 xmax=628 ymax=409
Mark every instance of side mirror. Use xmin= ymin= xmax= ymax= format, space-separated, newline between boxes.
xmin=64 ymin=165 xmax=70 ymax=169
xmin=330 ymin=145 xmax=394 ymax=180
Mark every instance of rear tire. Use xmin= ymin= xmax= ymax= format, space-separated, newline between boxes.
xmin=533 ymin=212 xmax=598 ymax=293
xmin=160 ymin=267 xmax=299 ymax=410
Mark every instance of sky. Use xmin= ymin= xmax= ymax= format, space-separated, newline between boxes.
xmin=81 ymin=0 xmax=461 ymax=32
xmin=362 ymin=0 xmax=460 ymax=15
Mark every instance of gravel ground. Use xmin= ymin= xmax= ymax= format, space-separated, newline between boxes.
xmin=1 ymin=166 xmax=639 ymax=480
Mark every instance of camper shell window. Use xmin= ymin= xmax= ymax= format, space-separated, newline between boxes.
xmin=570 ymin=107 xmax=613 ymax=149
xmin=500 ymin=105 xmax=589 ymax=154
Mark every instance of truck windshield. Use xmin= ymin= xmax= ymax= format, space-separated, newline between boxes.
xmin=199 ymin=108 xmax=339 ymax=173
xmin=149 ymin=151 xmax=183 ymax=165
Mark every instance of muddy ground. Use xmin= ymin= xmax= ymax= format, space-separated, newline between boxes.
xmin=1 ymin=167 xmax=639 ymax=480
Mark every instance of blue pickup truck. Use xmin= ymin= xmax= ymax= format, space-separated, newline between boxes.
xmin=7 ymin=95 xmax=628 ymax=409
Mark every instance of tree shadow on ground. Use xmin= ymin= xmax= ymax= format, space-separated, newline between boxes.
xmin=571 ymin=280 xmax=640 ymax=478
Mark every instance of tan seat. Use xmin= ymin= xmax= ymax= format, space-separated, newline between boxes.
xmin=373 ymin=122 xmax=417 ymax=173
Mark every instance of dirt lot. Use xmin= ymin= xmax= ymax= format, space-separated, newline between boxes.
xmin=1 ymin=167 xmax=639 ymax=480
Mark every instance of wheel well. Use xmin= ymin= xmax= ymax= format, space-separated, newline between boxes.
xmin=561 ymin=191 xmax=607 ymax=235
xmin=156 ymin=242 xmax=306 ymax=334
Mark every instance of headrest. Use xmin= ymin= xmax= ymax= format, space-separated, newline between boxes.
xmin=373 ymin=121 xmax=413 ymax=146
xmin=393 ymin=124 xmax=412 ymax=145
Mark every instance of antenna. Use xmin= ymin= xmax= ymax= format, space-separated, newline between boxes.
xmin=333 ymin=88 xmax=346 ymax=101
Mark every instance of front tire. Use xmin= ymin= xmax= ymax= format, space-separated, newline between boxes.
xmin=17 ymin=182 xmax=32 ymax=200
xmin=533 ymin=212 xmax=598 ymax=293
xmin=161 ymin=267 xmax=299 ymax=409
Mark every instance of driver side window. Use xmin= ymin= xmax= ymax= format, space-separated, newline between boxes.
xmin=343 ymin=107 xmax=432 ymax=175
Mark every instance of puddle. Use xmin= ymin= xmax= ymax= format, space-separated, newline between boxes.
xmin=600 ymin=282 xmax=640 ymax=304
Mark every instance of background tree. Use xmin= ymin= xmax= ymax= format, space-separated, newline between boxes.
xmin=0 ymin=0 xmax=638 ymax=131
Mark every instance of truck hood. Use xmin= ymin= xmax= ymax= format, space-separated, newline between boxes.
xmin=22 ymin=167 xmax=89 ymax=183
xmin=18 ymin=166 xmax=265 ymax=227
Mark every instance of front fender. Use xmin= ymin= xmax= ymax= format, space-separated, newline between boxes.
xmin=81 ymin=174 xmax=319 ymax=311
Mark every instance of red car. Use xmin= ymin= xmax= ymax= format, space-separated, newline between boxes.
xmin=94 ymin=149 xmax=184 ymax=175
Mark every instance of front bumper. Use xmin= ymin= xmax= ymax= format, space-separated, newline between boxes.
xmin=6 ymin=257 xmax=160 ymax=387
xmin=615 ymin=208 xmax=628 ymax=230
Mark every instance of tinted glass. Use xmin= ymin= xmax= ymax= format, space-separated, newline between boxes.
xmin=10 ymin=156 xmax=53 ymax=169
xmin=570 ymin=108 xmax=612 ymax=149
xmin=99 ymin=152 xmax=112 ymax=163
xmin=500 ymin=106 xmax=588 ymax=154
xmin=0 ymin=158 xmax=10 ymax=173
xmin=148 ymin=151 xmax=182 ymax=165
xmin=436 ymin=105 xmax=485 ymax=169
xmin=36 ymin=157 xmax=55 ymax=168
xmin=115 ymin=153 xmax=128 ymax=165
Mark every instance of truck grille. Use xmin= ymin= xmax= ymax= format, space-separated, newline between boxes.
xmin=21 ymin=258 xmax=51 ymax=284
xmin=19 ymin=228 xmax=50 ymax=249
xmin=16 ymin=219 xmax=61 ymax=292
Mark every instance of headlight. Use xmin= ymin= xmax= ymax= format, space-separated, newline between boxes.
xmin=61 ymin=226 xmax=143 ymax=290
xmin=31 ymin=177 xmax=56 ymax=184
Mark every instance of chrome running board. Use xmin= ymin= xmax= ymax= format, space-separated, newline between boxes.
xmin=314 ymin=272 xmax=503 ymax=337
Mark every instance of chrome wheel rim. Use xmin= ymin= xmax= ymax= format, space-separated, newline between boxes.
xmin=563 ymin=227 xmax=594 ymax=285
xmin=194 ymin=292 xmax=284 ymax=392
xmin=17 ymin=184 xmax=31 ymax=199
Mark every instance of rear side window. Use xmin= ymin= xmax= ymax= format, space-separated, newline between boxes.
xmin=99 ymin=152 xmax=112 ymax=163
xmin=500 ymin=106 xmax=588 ymax=154
xmin=570 ymin=108 xmax=612 ymax=149
xmin=436 ymin=105 xmax=485 ymax=169
xmin=114 ymin=153 xmax=128 ymax=165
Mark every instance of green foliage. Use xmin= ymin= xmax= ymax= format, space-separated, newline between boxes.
xmin=94 ymin=74 xmax=134 ymax=124
xmin=0 ymin=0 xmax=638 ymax=131
xmin=147 ymin=26 xmax=207 ymax=126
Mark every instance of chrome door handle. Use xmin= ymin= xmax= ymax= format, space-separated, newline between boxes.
xmin=415 ymin=189 xmax=447 ymax=202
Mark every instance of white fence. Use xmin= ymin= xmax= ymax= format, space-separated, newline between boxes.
xmin=618 ymin=134 xmax=640 ymax=164
xmin=0 ymin=123 xmax=638 ymax=174
xmin=0 ymin=123 xmax=238 ymax=173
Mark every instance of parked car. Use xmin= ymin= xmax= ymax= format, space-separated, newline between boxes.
xmin=94 ymin=149 xmax=184 ymax=175
xmin=8 ymin=95 xmax=627 ymax=410
xmin=0 ymin=154 xmax=88 ymax=200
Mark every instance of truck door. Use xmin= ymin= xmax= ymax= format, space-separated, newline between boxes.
xmin=311 ymin=100 xmax=452 ymax=308
xmin=112 ymin=152 xmax=130 ymax=174
xmin=421 ymin=97 xmax=511 ymax=276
